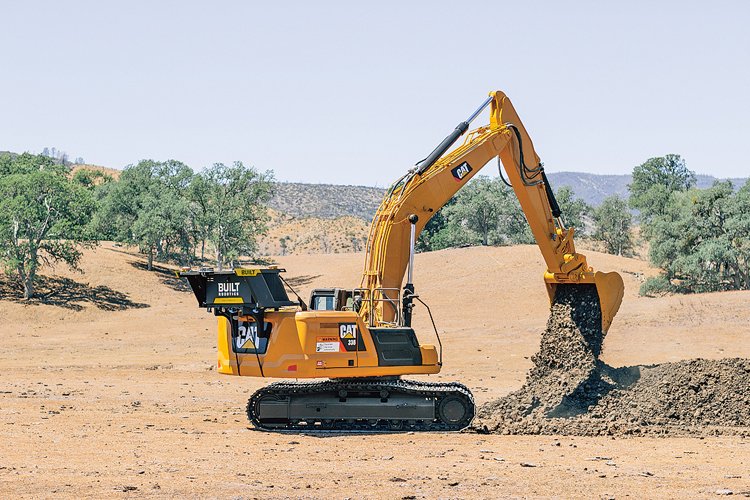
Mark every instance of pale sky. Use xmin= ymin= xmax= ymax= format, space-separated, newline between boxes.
xmin=2 ymin=1 xmax=748 ymax=185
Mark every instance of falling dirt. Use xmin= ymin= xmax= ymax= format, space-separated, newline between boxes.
xmin=474 ymin=285 xmax=750 ymax=437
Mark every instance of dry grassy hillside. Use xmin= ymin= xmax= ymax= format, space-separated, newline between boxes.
xmin=1 ymin=243 xmax=749 ymax=497
xmin=258 ymin=209 xmax=370 ymax=255
xmin=70 ymin=163 xmax=121 ymax=180
xmin=268 ymin=182 xmax=384 ymax=220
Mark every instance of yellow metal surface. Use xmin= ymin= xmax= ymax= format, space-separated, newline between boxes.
xmin=216 ymin=315 xmax=232 ymax=373
xmin=213 ymin=297 xmax=244 ymax=304
xmin=420 ymin=344 xmax=439 ymax=366
xmin=361 ymin=90 xmax=624 ymax=331
xmin=234 ymin=268 xmax=260 ymax=276
xmin=594 ymin=271 xmax=625 ymax=332
xmin=216 ymin=310 xmax=440 ymax=378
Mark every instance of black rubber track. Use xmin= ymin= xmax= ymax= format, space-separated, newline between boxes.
xmin=246 ymin=378 xmax=475 ymax=433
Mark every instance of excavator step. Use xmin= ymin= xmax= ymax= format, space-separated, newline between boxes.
xmin=246 ymin=379 xmax=474 ymax=432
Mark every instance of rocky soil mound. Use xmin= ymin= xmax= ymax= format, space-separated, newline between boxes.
xmin=474 ymin=285 xmax=750 ymax=436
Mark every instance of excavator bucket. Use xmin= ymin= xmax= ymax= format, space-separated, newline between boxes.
xmin=593 ymin=271 xmax=625 ymax=332
xmin=545 ymin=271 xmax=625 ymax=333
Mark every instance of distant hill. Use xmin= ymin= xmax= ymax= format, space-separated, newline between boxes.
xmin=4 ymin=148 xmax=745 ymax=219
xmin=258 ymin=209 xmax=370 ymax=256
xmin=270 ymin=173 xmax=748 ymax=221
xmin=268 ymin=182 xmax=385 ymax=220
xmin=545 ymin=172 xmax=631 ymax=206
xmin=547 ymin=172 xmax=747 ymax=206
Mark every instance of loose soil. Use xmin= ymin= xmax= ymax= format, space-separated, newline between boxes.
xmin=475 ymin=284 xmax=750 ymax=437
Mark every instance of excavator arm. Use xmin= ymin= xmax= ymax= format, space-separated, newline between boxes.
xmin=360 ymin=91 xmax=624 ymax=332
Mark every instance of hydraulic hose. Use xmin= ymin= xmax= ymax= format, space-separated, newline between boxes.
xmin=505 ymin=123 xmax=562 ymax=219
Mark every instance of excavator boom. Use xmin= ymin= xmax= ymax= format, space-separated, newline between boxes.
xmin=361 ymin=91 xmax=624 ymax=332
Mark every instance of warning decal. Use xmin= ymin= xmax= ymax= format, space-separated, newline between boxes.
xmin=316 ymin=336 xmax=340 ymax=353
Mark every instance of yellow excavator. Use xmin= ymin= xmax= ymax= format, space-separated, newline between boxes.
xmin=183 ymin=90 xmax=625 ymax=432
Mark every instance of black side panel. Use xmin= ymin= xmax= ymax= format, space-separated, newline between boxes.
xmin=181 ymin=269 xmax=297 ymax=309
xmin=260 ymin=272 xmax=293 ymax=305
xmin=185 ymin=274 xmax=208 ymax=307
xmin=369 ymin=328 xmax=422 ymax=366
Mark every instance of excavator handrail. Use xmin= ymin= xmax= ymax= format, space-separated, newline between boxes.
xmin=353 ymin=287 xmax=402 ymax=328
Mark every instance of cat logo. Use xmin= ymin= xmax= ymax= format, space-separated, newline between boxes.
xmin=233 ymin=320 xmax=269 ymax=354
xmin=339 ymin=323 xmax=357 ymax=339
xmin=236 ymin=322 xmax=259 ymax=350
xmin=338 ymin=323 xmax=365 ymax=352
xmin=451 ymin=161 xmax=472 ymax=182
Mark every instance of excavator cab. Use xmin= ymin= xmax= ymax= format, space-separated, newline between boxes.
xmin=309 ymin=288 xmax=354 ymax=311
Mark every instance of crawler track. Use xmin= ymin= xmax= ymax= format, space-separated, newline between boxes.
xmin=247 ymin=378 xmax=474 ymax=432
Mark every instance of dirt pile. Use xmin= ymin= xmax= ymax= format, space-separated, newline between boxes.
xmin=474 ymin=285 xmax=750 ymax=436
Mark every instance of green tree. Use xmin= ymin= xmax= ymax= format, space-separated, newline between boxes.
xmin=71 ymin=168 xmax=112 ymax=189
xmin=629 ymin=154 xmax=696 ymax=237
xmin=495 ymin=182 xmax=534 ymax=245
xmin=643 ymin=180 xmax=750 ymax=294
xmin=415 ymin=196 xmax=456 ymax=252
xmin=0 ymin=153 xmax=95 ymax=298
xmin=592 ymin=195 xmax=634 ymax=256
xmin=726 ymin=180 xmax=750 ymax=289
xmin=73 ymin=169 xmax=115 ymax=241
xmin=454 ymin=176 xmax=503 ymax=246
xmin=416 ymin=198 xmax=454 ymax=252
xmin=555 ymin=186 xmax=590 ymax=235
xmin=197 ymin=162 xmax=274 ymax=269
xmin=187 ymin=173 xmax=214 ymax=261
xmin=279 ymin=236 xmax=289 ymax=256
xmin=98 ymin=159 xmax=194 ymax=270
xmin=418 ymin=176 xmax=533 ymax=250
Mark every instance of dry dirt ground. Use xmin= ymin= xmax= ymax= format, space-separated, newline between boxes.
xmin=1 ymin=243 xmax=749 ymax=498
